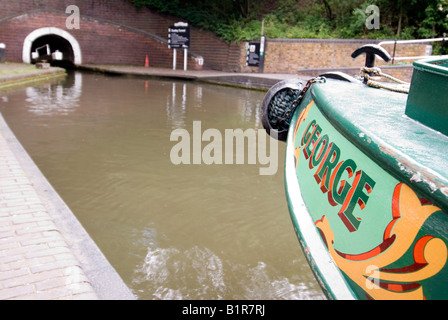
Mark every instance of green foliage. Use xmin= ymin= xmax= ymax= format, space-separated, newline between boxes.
xmin=129 ymin=0 xmax=448 ymax=42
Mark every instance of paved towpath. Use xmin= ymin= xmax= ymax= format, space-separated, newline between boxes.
xmin=79 ymin=64 xmax=306 ymax=90
xmin=0 ymin=125 xmax=98 ymax=300
xmin=0 ymin=62 xmax=66 ymax=89
xmin=0 ymin=109 xmax=135 ymax=300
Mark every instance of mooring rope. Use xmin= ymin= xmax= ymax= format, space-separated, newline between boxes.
xmin=360 ymin=66 xmax=410 ymax=94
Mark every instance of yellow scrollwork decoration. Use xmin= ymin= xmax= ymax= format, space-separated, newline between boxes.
xmin=316 ymin=183 xmax=447 ymax=300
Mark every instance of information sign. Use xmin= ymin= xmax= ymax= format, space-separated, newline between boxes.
xmin=168 ymin=23 xmax=190 ymax=49
xmin=246 ymin=43 xmax=260 ymax=67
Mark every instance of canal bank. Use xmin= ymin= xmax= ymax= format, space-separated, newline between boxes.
xmin=0 ymin=63 xmax=304 ymax=300
xmin=78 ymin=64 xmax=305 ymax=90
xmin=0 ymin=63 xmax=66 ymax=89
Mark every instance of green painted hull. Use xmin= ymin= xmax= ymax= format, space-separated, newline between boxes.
xmin=284 ymin=67 xmax=448 ymax=300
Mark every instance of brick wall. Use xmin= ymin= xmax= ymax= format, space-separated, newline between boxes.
xmin=0 ymin=11 xmax=177 ymax=68
xmin=0 ymin=0 xmax=432 ymax=76
xmin=239 ymin=38 xmax=430 ymax=81
xmin=240 ymin=38 xmax=428 ymax=72
xmin=0 ymin=0 xmax=239 ymax=71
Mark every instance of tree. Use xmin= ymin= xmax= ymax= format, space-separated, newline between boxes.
xmin=129 ymin=0 xmax=448 ymax=41
xmin=375 ymin=0 xmax=448 ymax=38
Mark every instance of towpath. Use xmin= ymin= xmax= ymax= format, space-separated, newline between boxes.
xmin=79 ymin=64 xmax=304 ymax=90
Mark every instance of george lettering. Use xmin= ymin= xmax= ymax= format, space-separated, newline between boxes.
xmin=299 ymin=118 xmax=376 ymax=232
xmin=300 ymin=119 xmax=315 ymax=146
xmin=314 ymin=142 xmax=340 ymax=193
xmin=310 ymin=134 xmax=329 ymax=170
xmin=328 ymin=159 xmax=356 ymax=206
xmin=303 ymin=123 xmax=321 ymax=160
xmin=338 ymin=170 xmax=376 ymax=232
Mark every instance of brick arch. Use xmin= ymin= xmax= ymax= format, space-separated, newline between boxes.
xmin=0 ymin=0 xmax=239 ymax=71
xmin=0 ymin=10 xmax=179 ymax=68
xmin=22 ymin=27 xmax=82 ymax=65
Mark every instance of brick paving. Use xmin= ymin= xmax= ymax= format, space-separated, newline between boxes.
xmin=0 ymin=63 xmax=137 ymax=300
xmin=0 ymin=129 xmax=99 ymax=300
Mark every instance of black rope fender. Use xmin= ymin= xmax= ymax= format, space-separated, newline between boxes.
xmin=261 ymin=77 xmax=325 ymax=141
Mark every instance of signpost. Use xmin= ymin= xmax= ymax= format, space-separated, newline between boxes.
xmin=259 ymin=35 xmax=266 ymax=73
xmin=259 ymin=20 xmax=266 ymax=73
xmin=168 ymin=22 xmax=190 ymax=71
xmin=246 ymin=20 xmax=266 ymax=73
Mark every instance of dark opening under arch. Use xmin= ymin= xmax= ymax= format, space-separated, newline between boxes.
xmin=31 ymin=34 xmax=75 ymax=68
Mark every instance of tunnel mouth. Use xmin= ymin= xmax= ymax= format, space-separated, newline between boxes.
xmin=23 ymin=27 xmax=82 ymax=68
xmin=30 ymin=34 xmax=75 ymax=68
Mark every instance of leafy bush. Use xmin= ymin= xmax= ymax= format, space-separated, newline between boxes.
xmin=129 ymin=0 xmax=448 ymax=42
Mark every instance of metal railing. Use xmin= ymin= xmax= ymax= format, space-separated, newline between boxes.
xmin=378 ymin=35 xmax=447 ymax=63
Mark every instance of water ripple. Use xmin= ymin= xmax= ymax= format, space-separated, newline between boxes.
xmin=133 ymin=245 xmax=324 ymax=300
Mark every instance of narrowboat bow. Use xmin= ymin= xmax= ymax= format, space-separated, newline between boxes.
xmin=261 ymin=44 xmax=448 ymax=300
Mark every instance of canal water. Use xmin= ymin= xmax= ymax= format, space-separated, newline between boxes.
xmin=0 ymin=71 xmax=325 ymax=300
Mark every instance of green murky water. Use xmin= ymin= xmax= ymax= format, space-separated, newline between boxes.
xmin=0 ymin=71 xmax=324 ymax=300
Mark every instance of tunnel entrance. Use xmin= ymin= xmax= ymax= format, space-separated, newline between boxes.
xmin=23 ymin=27 xmax=82 ymax=68
xmin=31 ymin=34 xmax=75 ymax=68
